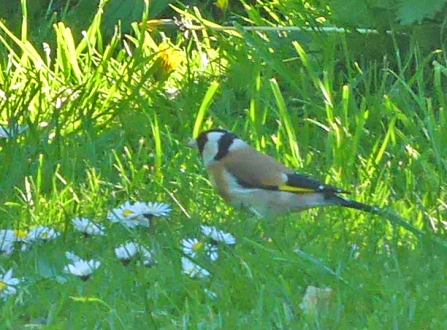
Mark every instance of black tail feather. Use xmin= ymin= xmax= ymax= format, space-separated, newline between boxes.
xmin=335 ymin=195 xmax=381 ymax=214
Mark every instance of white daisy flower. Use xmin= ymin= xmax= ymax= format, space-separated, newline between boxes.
xmin=0 ymin=268 xmax=23 ymax=301
xmin=0 ymin=243 xmax=14 ymax=255
xmin=0 ymin=124 xmax=28 ymax=139
xmin=0 ymin=229 xmax=35 ymax=254
xmin=107 ymin=201 xmax=138 ymax=221
xmin=72 ymin=217 xmax=105 ymax=236
xmin=0 ymin=230 xmax=15 ymax=255
xmin=115 ymin=242 xmax=154 ymax=266
xmin=181 ymin=238 xmax=218 ymax=261
xmin=141 ymin=202 xmax=172 ymax=217
xmin=27 ymin=226 xmax=61 ymax=242
xmin=206 ymin=245 xmax=219 ymax=261
xmin=108 ymin=201 xmax=172 ymax=228
xmin=107 ymin=201 xmax=150 ymax=228
xmin=181 ymin=238 xmax=202 ymax=257
xmin=125 ymin=201 xmax=171 ymax=219
xmin=0 ymin=229 xmax=15 ymax=242
xmin=63 ymin=252 xmax=101 ymax=281
xmin=181 ymin=257 xmax=210 ymax=278
xmin=65 ymin=251 xmax=82 ymax=263
xmin=200 ymin=225 xmax=236 ymax=245
xmin=141 ymin=248 xmax=154 ymax=267
xmin=115 ymin=242 xmax=140 ymax=260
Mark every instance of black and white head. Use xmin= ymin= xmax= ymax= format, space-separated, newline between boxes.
xmin=187 ymin=129 xmax=247 ymax=167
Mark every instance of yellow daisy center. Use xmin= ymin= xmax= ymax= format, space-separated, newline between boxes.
xmin=123 ymin=209 xmax=135 ymax=218
xmin=192 ymin=241 xmax=204 ymax=252
xmin=0 ymin=280 xmax=7 ymax=291
xmin=14 ymin=230 xmax=28 ymax=239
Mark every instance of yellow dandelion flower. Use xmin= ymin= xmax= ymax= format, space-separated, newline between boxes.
xmin=157 ymin=42 xmax=183 ymax=74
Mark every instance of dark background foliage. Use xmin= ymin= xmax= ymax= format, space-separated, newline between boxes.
xmin=1 ymin=0 xmax=446 ymax=51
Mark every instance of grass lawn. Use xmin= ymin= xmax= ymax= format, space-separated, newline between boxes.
xmin=0 ymin=3 xmax=447 ymax=329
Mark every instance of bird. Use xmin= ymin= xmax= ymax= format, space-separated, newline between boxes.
xmin=187 ymin=129 xmax=381 ymax=218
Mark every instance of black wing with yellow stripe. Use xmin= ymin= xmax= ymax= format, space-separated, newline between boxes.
xmin=278 ymin=172 xmax=350 ymax=194
xmin=236 ymin=171 xmax=349 ymax=195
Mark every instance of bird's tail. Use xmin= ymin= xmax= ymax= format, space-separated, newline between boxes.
xmin=334 ymin=195 xmax=381 ymax=214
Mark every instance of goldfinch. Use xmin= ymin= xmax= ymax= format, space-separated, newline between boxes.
xmin=187 ymin=129 xmax=380 ymax=218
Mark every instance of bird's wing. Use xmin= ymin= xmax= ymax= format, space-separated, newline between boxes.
xmin=223 ymin=147 xmax=349 ymax=194
xmin=279 ymin=172 xmax=350 ymax=194
xmin=221 ymin=147 xmax=292 ymax=189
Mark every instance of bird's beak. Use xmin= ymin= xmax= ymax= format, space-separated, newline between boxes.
xmin=186 ymin=138 xmax=197 ymax=148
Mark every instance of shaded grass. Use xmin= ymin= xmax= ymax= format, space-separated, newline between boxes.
xmin=0 ymin=2 xmax=447 ymax=328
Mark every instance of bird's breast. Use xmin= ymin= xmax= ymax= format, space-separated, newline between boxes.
xmin=206 ymin=165 xmax=236 ymax=203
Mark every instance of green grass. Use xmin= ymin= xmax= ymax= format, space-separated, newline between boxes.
xmin=1 ymin=2 xmax=447 ymax=328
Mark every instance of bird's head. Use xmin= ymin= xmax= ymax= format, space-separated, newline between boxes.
xmin=187 ymin=129 xmax=244 ymax=166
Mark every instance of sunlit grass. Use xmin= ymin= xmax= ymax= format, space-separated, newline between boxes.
xmin=0 ymin=1 xmax=447 ymax=328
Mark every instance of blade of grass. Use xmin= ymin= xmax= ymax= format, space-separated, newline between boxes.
xmin=269 ymin=78 xmax=301 ymax=166
xmin=192 ymin=80 xmax=219 ymax=137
